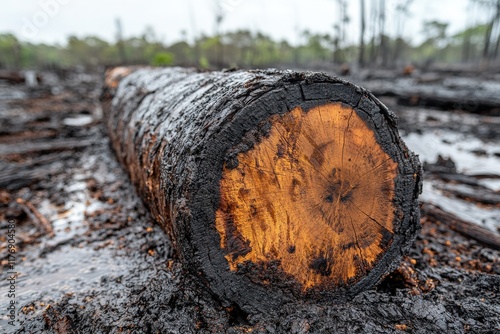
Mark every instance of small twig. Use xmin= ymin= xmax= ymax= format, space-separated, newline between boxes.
xmin=16 ymin=198 xmax=55 ymax=238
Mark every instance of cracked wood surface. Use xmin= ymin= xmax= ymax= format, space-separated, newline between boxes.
xmin=216 ymin=103 xmax=398 ymax=289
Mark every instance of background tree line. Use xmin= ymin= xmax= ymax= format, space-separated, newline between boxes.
xmin=1 ymin=0 xmax=500 ymax=72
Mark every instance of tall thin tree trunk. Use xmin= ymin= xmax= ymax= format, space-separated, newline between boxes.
xmin=214 ymin=0 xmax=225 ymax=69
xmin=187 ymin=0 xmax=200 ymax=67
xmin=359 ymin=0 xmax=366 ymax=67
xmin=483 ymin=4 xmax=497 ymax=62
xmin=336 ymin=0 xmax=346 ymax=64
xmin=115 ymin=18 xmax=127 ymax=65
xmin=369 ymin=1 xmax=378 ymax=66
xmin=393 ymin=0 xmax=412 ymax=68
xmin=493 ymin=1 xmax=500 ymax=60
xmin=463 ymin=31 xmax=471 ymax=63
xmin=494 ymin=29 xmax=500 ymax=60
xmin=10 ymin=39 xmax=21 ymax=70
xmin=379 ymin=0 xmax=387 ymax=67
xmin=462 ymin=0 xmax=474 ymax=63
xmin=483 ymin=23 xmax=493 ymax=60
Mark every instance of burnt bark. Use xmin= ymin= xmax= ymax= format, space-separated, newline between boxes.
xmin=101 ymin=66 xmax=422 ymax=314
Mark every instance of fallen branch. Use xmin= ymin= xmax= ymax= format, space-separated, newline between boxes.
xmin=440 ymin=184 xmax=500 ymax=207
xmin=0 ymin=70 xmax=25 ymax=84
xmin=421 ymin=202 xmax=500 ymax=250
xmin=0 ymin=138 xmax=94 ymax=156
xmin=16 ymin=198 xmax=55 ymax=238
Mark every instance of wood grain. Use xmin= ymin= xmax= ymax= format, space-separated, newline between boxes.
xmin=217 ymin=103 xmax=398 ymax=288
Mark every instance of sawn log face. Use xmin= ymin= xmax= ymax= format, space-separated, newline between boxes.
xmin=101 ymin=67 xmax=422 ymax=314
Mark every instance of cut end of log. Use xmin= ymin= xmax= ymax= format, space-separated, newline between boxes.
xmin=104 ymin=67 xmax=136 ymax=89
xmin=216 ymin=103 xmax=398 ymax=290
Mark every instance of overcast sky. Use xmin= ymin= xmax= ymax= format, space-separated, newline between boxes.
xmin=0 ymin=0 xmax=483 ymax=46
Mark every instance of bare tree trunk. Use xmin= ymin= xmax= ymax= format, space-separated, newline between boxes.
xmin=214 ymin=0 xmax=225 ymax=69
xmin=379 ymin=0 xmax=387 ymax=67
xmin=494 ymin=30 xmax=500 ymax=60
xmin=463 ymin=32 xmax=472 ymax=63
xmin=11 ymin=40 xmax=21 ymax=71
xmin=187 ymin=0 xmax=200 ymax=67
xmin=493 ymin=1 xmax=500 ymax=60
xmin=462 ymin=0 xmax=475 ymax=63
xmin=481 ymin=0 xmax=500 ymax=63
xmin=369 ymin=1 xmax=379 ymax=66
xmin=483 ymin=18 xmax=494 ymax=61
xmin=359 ymin=0 xmax=366 ymax=67
xmin=393 ymin=0 xmax=413 ymax=67
xmin=115 ymin=18 xmax=127 ymax=65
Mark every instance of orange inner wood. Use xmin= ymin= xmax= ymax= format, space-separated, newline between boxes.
xmin=215 ymin=103 xmax=398 ymax=289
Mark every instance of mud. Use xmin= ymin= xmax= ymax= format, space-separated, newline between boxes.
xmin=0 ymin=72 xmax=499 ymax=333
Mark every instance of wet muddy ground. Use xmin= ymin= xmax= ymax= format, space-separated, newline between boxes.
xmin=0 ymin=72 xmax=499 ymax=333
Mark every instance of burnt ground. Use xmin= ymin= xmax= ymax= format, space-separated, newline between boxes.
xmin=0 ymin=72 xmax=499 ymax=333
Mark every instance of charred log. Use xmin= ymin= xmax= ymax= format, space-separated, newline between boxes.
xmin=0 ymin=70 xmax=25 ymax=84
xmin=101 ymin=67 xmax=422 ymax=314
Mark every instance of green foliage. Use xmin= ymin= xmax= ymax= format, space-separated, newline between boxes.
xmin=452 ymin=24 xmax=488 ymax=41
xmin=422 ymin=20 xmax=449 ymax=44
xmin=199 ymin=56 xmax=210 ymax=69
xmin=151 ymin=52 xmax=174 ymax=66
xmin=0 ymin=34 xmax=21 ymax=69
xmin=0 ymin=20 xmax=497 ymax=71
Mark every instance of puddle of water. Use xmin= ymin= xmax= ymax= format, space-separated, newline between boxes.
xmin=403 ymin=130 xmax=500 ymax=175
xmin=36 ymin=175 xmax=108 ymax=245
xmin=37 ymin=182 xmax=90 ymax=244
xmin=400 ymin=107 xmax=483 ymax=127
xmin=63 ymin=115 xmax=94 ymax=127
xmin=0 ymin=246 xmax=132 ymax=328
xmin=421 ymin=180 xmax=500 ymax=233
xmin=402 ymin=124 xmax=499 ymax=231
xmin=0 ymin=84 xmax=26 ymax=101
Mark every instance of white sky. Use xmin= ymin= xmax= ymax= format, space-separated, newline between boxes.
xmin=0 ymin=0 xmax=482 ymax=46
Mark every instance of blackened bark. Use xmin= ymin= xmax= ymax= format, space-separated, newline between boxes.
xmin=101 ymin=66 xmax=422 ymax=314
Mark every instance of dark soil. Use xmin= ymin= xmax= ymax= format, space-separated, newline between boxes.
xmin=0 ymin=72 xmax=499 ymax=333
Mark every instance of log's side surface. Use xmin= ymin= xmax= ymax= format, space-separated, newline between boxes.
xmin=101 ymin=67 xmax=422 ymax=314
